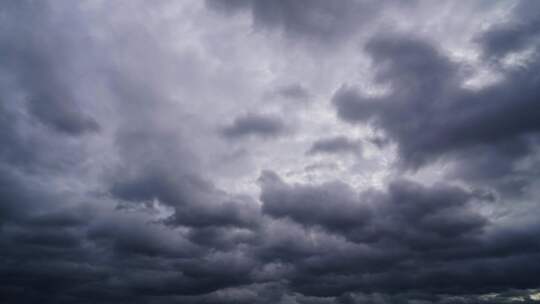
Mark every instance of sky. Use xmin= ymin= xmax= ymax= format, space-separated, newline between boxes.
xmin=1 ymin=0 xmax=540 ymax=303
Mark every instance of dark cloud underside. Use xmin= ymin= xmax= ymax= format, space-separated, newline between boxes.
xmin=307 ymin=136 xmax=361 ymax=155
xmin=220 ymin=113 xmax=287 ymax=139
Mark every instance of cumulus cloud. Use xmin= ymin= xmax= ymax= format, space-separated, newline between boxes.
xmin=257 ymin=172 xmax=540 ymax=298
xmin=332 ymin=27 xmax=540 ymax=196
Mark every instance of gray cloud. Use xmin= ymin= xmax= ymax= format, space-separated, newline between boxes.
xmin=307 ymin=136 xmax=362 ymax=155
xmin=111 ymin=169 xmax=261 ymax=229
xmin=257 ymin=171 xmax=540 ymax=298
xmin=259 ymin=170 xmax=371 ymax=234
xmin=0 ymin=1 xmax=100 ymax=136
xmin=332 ymin=28 xmax=540 ymax=196
xmin=220 ymin=113 xmax=287 ymax=139
xmin=478 ymin=0 xmax=540 ymax=59
xmin=276 ymin=83 xmax=310 ymax=101
xmin=206 ymin=0 xmax=384 ymax=42
xmin=259 ymin=170 xmax=487 ymax=243
xmin=2 ymin=1 xmax=540 ymax=303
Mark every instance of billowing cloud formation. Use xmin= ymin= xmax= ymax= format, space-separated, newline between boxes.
xmin=333 ymin=34 xmax=540 ymax=167
xmin=257 ymin=172 xmax=540 ymax=298
xmin=2 ymin=1 xmax=540 ymax=303
xmin=332 ymin=6 xmax=540 ymax=196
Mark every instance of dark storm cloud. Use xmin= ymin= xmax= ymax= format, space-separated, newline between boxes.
xmin=332 ymin=28 xmax=540 ymax=195
xmin=0 ymin=2 xmax=259 ymax=303
xmin=259 ymin=170 xmax=371 ymax=233
xmin=0 ymin=167 xmax=260 ymax=303
xmin=111 ymin=169 xmax=261 ymax=229
xmin=257 ymin=171 xmax=540 ymax=299
xmin=259 ymin=170 xmax=487 ymax=243
xmin=220 ymin=113 xmax=287 ymax=139
xmin=2 ymin=0 xmax=540 ymax=303
xmin=0 ymin=172 xmax=108 ymax=303
xmin=307 ymin=136 xmax=362 ymax=155
xmin=478 ymin=0 xmax=540 ymax=58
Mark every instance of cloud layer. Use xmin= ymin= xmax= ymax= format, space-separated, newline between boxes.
xmin=1 ymin=1 xmax=540 ymax=303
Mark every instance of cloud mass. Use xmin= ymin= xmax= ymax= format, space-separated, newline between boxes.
xmin=1 ymin=1 xmax=540 ymax=303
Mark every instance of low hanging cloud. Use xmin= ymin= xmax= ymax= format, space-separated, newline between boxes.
xmin=257 ymin=171 xmax=540 ymax=298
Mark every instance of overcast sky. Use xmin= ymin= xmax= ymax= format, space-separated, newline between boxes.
xmin=1 ymin=1 xmax=540 ymax=303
